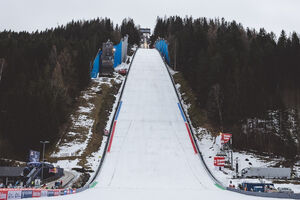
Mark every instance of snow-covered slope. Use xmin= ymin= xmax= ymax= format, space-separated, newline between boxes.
xmin=37 ymin=49 xmax=284 ymax=199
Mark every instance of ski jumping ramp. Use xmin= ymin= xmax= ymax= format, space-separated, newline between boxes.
xmin=41 ymin=49 xmax=280 ymax=200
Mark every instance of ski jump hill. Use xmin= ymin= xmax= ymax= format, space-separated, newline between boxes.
xmin=39 ymin=49 xmax=282 ymax=200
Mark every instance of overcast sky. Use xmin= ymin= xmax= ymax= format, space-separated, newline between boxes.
xmin=0 ymin=0 xmax=299 ymax=37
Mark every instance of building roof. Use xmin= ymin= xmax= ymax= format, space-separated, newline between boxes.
xmin=0 ymin=167 xmax=25 ymax=177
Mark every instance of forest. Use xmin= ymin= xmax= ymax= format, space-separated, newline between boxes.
xmin=151 ymin=16 xmax=300 ymax=159
xmin=0 ymin=18 xmax=140 ymax=160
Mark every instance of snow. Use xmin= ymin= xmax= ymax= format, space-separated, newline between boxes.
xmin=197 ymin=133 xmax=282 ymax=186
xmin=173 ymin=68 xmax=300 ymax=195
xmin=49 ymin=62 xmax=128 ymax=185
xmin=274 ymin=183 xmax=300 ymax=193
xmin=86 ymin=137 xmax=108 ymax=181
xmin=36 ymin=49 xmax=289 ymax=199
xmin=55 ymin=159 xmax=80 ymax=171
xmin=114 ymin=62 xmax=129 ymax=71
xmin=168 ymin=65 xmax=177 ymax=75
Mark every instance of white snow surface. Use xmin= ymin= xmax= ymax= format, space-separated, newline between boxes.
xmin=37 ymin=49 xmax=286 ymax=199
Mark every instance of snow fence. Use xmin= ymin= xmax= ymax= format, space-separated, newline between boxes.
xmin=155 ymin=39 xmax=170 ymax=65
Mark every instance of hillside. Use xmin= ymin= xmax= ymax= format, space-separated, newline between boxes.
xmin=151 ymin=16 xmax=300 ymax=160
xmin=0 ymin=18 xmax=140 ymax=161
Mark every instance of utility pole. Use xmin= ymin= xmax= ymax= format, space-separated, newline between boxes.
xmin=230 ymin=138 xmax=233 ymax=170
xmin=235 ymin=157 xmax=239 ymax=178
xmin=40 ymin=141 xmax=49 ymax=183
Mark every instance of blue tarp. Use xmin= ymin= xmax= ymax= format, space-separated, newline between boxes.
xmin=91 ymin=51 xmax=102 ymax=78
xmin=155 ymin=39 xmax=170 ymax=65
xmin=113 ymin=42 xmax=122 ymax=68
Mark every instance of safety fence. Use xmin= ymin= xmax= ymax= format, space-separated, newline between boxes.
xmin=155 ymin=43 xmax=300 ymax=199
xmin=90 ymin=36 xmax=128 ymax=78
xmin=90 ymin=50 xmax=102 ymax=78
xmin=0 ymin=188 xmax=77 ymax=200
xmin=155 ymin=39 xmax=170 ymax=65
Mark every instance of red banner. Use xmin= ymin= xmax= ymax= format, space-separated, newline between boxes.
xmin=49 ymin=167 xmax=58 ymax=173
xmin=54 ymin=189 xmax=61 ymax=196
xmin=214 ymin=156 xmax=225 ymax=167
xmin=0 ymin=190 xmax=7 ymax=200
xmin=221 ymin=133 xmax=232 ymax=144
xmin=32 ymin=190 xmax=41 ymax=198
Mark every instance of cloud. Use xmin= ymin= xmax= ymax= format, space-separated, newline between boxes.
xmin=0 ymin=0 xmax=299 ymax=36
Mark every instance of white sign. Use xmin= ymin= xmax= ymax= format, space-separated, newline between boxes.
xmin=7 ymin=190 xmax=22 ymax=199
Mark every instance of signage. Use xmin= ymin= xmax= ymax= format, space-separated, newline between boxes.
xmin=0 ymin=190 xmax=7 ymax=200
xmin=54 ymin=190 xmax=60 ymax=196
xmin=34 ymin=179 xmax=41 ymax=187
xmin=47 ymin=190 xmax=54 ymax=197
xmin=7 ymin=190 xmax=21 ymax=199
xmin=41 ymin=190 xmax=47 ymax=197
xmin=32 ymin=190 xmax=41 ymax=198
xmin=214 ymin=156 xmax=225 ymax=167
xmin=49 ymin=168 xmax=57 ymax=173
xmin=29 ymin=150 xmax=40 ymax=162
xmin=221 ymin=133 xmax=232 ymax=144
xmin=21 ymin=190 xmax=32 ymax=198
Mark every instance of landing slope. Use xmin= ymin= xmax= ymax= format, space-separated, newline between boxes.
xmin=91 ymin=49 xmax=267 ymax=199
xmin=41 ymin=49 xmax=278 ymax=200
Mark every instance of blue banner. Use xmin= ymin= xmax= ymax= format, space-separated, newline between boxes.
xmin=155 ymin=39 xmax=170 ymax=65
xmin=114 ymin=42 xmax=122 ymax=68
xmin=47 ymin=190 xmax=54 ymax=197
xmin=91 ymin=51 xmax=102 ymax=78
xmin=21 ymin=190 xmax=33 ymax=198
xmin=29 ymin=150 xmax=40 ymax=162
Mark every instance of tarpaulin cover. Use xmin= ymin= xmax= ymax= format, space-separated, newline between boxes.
xmin=114 ymin=42 xmax=122 ymax=68
xmin=90 ymin=51 xmax=102 ymax=78
xmin=91 ymin=39 xmax=125 ymax=78
xmin=155 ymin=39 xmax=170 ymax=65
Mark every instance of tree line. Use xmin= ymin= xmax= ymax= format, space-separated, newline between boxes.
xmin=0 ymin=18 xmax=140 ymax=160
xmin=151 ymin=16 xmax=300 ymax=159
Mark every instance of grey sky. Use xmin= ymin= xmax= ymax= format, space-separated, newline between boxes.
xmin=0 ymin=0 xmax=299 ymax=37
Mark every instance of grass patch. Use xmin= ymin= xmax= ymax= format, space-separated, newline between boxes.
xmin=173 ymin=72 xmax=217 ymax=135
xmin=78 ymin=79 xmax=121 ymax=168
xmin=48 ymin=76 xmax=122 ymax=170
